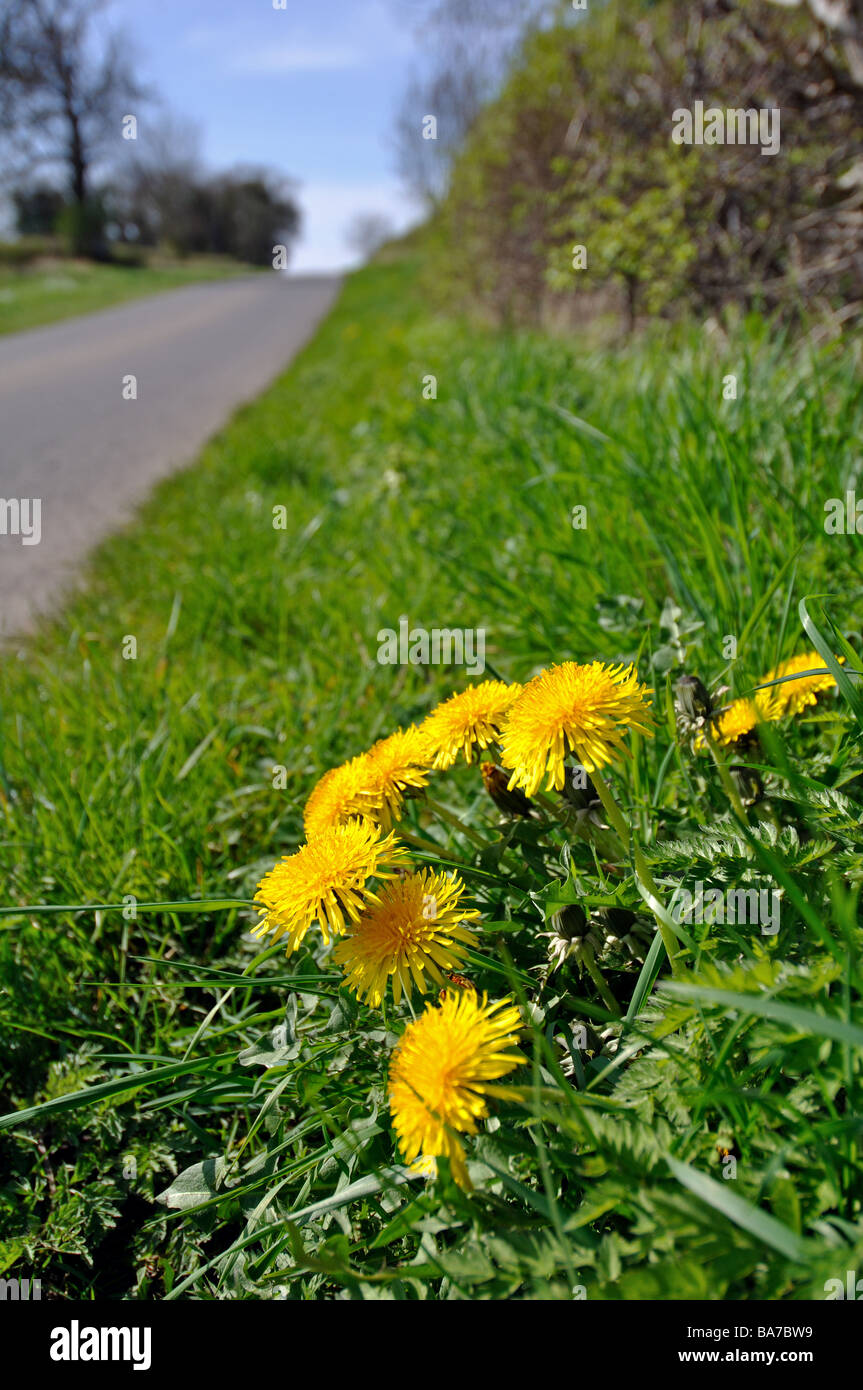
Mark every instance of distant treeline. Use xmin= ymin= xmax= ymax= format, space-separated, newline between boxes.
xmin=430 ymin=0 xmax=863 ymax=328
xmin=12 ymin=168 xmax=300 ymax=267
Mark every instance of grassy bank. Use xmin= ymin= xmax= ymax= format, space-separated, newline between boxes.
xmin=1 ymin=255 xmax=862 ymax=1299
xmin=0 ymin=255 xmax=257 ymax=336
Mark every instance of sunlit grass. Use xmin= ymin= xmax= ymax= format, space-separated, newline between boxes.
xmin=0 ymin=255 xmax=257 ymax=336
xmin=1 ymin=256 xmax=862 ymax=1299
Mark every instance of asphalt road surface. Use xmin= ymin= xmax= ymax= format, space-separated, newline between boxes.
xmin=0 ymin=273 xmax=341 ymax=635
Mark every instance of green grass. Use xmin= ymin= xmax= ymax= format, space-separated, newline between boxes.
xmin=2 ymin=254 xmax=863 ymax=1299
xmin=0 ymin=256 xmax=257 ymax=336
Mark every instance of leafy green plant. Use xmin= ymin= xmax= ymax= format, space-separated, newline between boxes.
xmin=1 ymin=256 xmax=862 ymax=1298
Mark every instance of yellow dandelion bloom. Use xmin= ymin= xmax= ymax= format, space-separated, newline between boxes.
xmin=706 ymin=697 xmax=762 ymax=746
xmin=388 ymin=990 xmax=524 ymax=1188
xmin=419 ymin=680 xmax=523 ymax=770
xmin=332 ymin=868 xmax=479 ymax=1007
xmin=252 ymin=820 xmax=410 ymax=954
xmin=697 ymin=690 xmax=781 ymax=749
xmin=500 ymin=660 xmax=653 ymax=796
xmin=762 ymin=650 xmax=842 ymax=718
xmin=304 ymin=726 xmax=433 ymax=836
xmin=361 ymin=725 xmax=432 ymax=828
xmin=303 ymin=753 xmax=373 ymax=838
xmin=408 ymin=1154 xmax=438 ymax=1180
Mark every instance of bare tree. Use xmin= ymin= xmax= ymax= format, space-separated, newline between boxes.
xmin=114 ymin=113 xmax=205 ymax=248
xmin=390 ymin=0 xmax=552 ymax=209
xmin=393 ymin=62 xmax=488 ymax=208
xmin=0 ymin=0 xmax=145 ymax=245
xmin=345 ymin=211 xmax=397 ymax=260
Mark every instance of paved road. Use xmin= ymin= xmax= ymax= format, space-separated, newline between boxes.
xmin=0 ymin=274 xmax=341 ymax=634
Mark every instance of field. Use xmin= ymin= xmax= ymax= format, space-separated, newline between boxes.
xmin=0 ymin=255 xmax=256 ymax=337
xmin=1 ymin=254 xmax=862 ymax=1300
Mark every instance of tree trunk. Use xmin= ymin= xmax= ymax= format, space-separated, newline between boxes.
xmin=69 ymin=117 xmax=87 ymax=205
xmin=67 ymin=112 xmax=90 ymax=255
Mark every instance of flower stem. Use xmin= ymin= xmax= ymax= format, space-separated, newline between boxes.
xmin=398 ymin=829 xmax=462 ymax=863
xmin=424 ymin=796 xmax=493 ymax=850
xmin=590 ymin=766 xmax=682 ymax=974
xmin=704 ymin=733 xmax=747 ymax=823
xmin=588 ymin=767 xmax=631 ymax=850
xmin=578 ymin=942 xmax=621 ymax=1018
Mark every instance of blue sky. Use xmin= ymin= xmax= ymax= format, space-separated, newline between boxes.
xmin=112 ymin=0 xmax=427 ymax=270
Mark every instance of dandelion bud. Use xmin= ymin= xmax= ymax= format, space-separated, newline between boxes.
xmin=550 ymin=903 xmax=589 ymax=941
xmin=480 ymin=762 xmax=533 ymax=817
xmin=729 ymin=763 xmax=764 ymax=807
xmin=598 ymin=906 xmax=637 ymax=939
xmin=675 ymin=674 xmax=713 ymax=724
xmin=560 ymin=767 xmax=599 ymax=812
xmin=715 ymin=1130 xmax=738 ymax=1160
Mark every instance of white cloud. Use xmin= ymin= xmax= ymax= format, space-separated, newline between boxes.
xmin=229 ymin=44 xmax=358 ymax=74
xmin=180 ymin=0 xmax=413 ymax=75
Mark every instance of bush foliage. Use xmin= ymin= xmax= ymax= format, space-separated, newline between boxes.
xmin=433 ymin=0 xmax=863 ymax=326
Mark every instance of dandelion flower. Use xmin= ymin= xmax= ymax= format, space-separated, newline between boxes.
xmin=762 ymin=650 xmax=841 ymax=718
xmin=252 ymin=820 xmax=409 ymax=954
xmin=361 ymin=725 xmax=432 ymax=828
xmin=303 ymin=726 xmax=432 ymax=836
xmin=303 ymin=754 xmax=373 ymax=838
xmin=500 ymin=660 xmax=653 ymax=796
xmin=697 ymin=691 xmax=780 ymax=749
xmin=333 ymin=868 xmax=479 ymax=1006
xmin=388 ymin=989 xmax=525 ymax=1187
xmin=420 ymin=681 xmax=522 ymax=770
